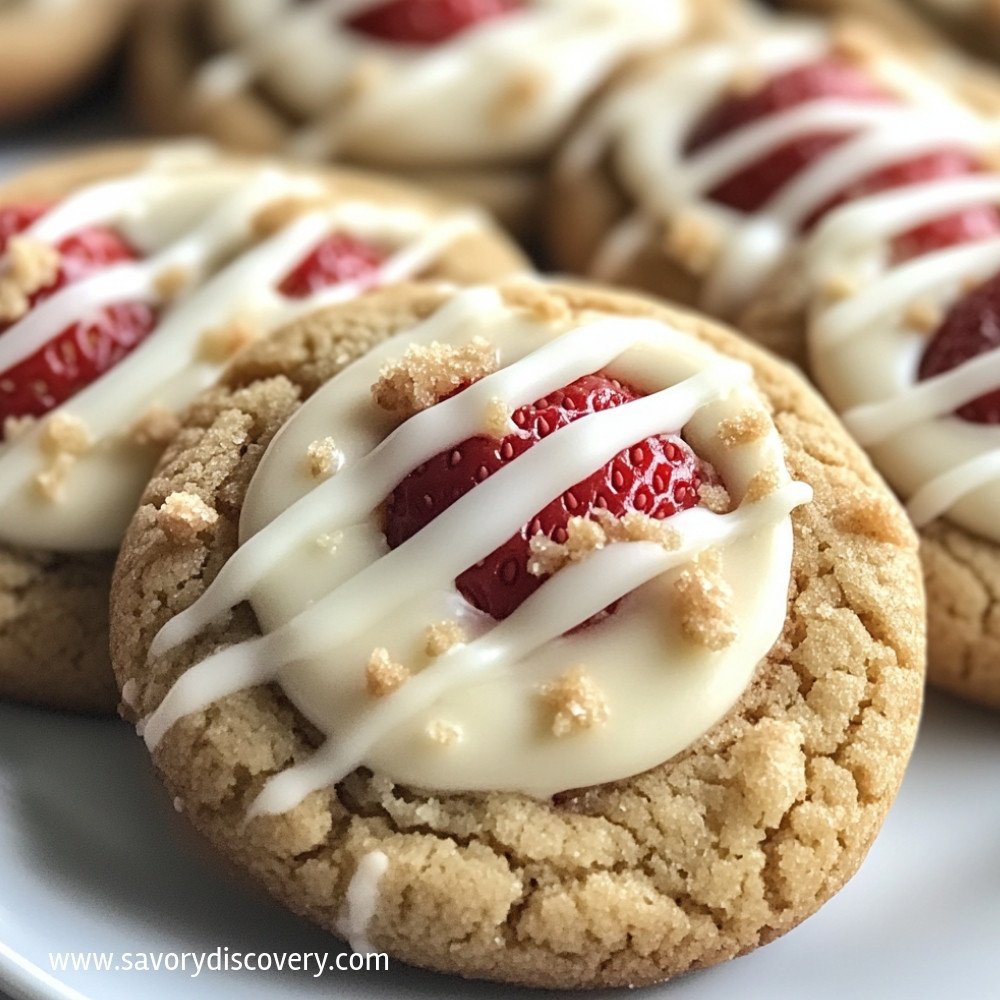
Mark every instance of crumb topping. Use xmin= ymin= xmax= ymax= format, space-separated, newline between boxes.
xmin=35 ymin=453 xmax=76 ymax=501
xmin=541 ymin=666 xmax=610 ymax=737
xmin=34 ymin=413 xmax=92 ymax=500
xmin=3 ymin=413 xmax=36 ymax=442
xmin=664 ymin=212 xmax=720 ymax=276
xmin=528 ymin=511 xmax=681 ymax=578
xmin=130 ymin=405 xmax=181 ymax=447
xmin=717 ymin=408 xmax=770 ymax=448
xmin=519 ymin=293 xmax=572 ymax=325
xmin=0 ymin=236 xmax=60 ymax=323
xmin=426 ymin=719 xmax=463 ymax=746
xmin=371 ymin=338 xmax=498 ymax=418
xmin=483 ymin=396 xmax=511 ymax=438
xmin=251 ymin=195 xmax=328 ymax=240
xmin=492 ymin=68 xmax=546 ymax=127
xmin=820 ymin=272 xmax=860 ymax=303
xmin=153 ymin=265 xmax=191 ymax=302
xmin=830 ymin=20 xmax=883 ymax=67
xmin=673 ymin=548 xmax=738 ymax=652
xmin=156 ymin=491 xmax=219 ymax=543
xmin=305 ymin=436 xmax=343 ymax=480
xmin=744 ymin=467 xmax=780 ymax=504
xmin=365 ymin=648 xmax=410 ymax=697
xmin=698 ymin=482 xmax=733 ymax=515
xmin=199 ymin=318 xmax=262 ymax=363
xmin=424 ymin=620 xmax=466 ymax=658
xmin=903 ymin=298 xmax=943 ymax=335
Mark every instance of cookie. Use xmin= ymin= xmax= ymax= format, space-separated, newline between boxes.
xmin=110 ymin=280 xmax=924 ymax=988
xmin=0 ymin=0 xmax=133 ymax=125
xmin=576 ymin=8 xmax=1000 ymax=706
xmin=0 ymin=143 xmax=527 ymax=714
xmin=129 ymin=0 xmax=738 ymax=233
xmin=547 ymin=7 xmax=1000 ymax=334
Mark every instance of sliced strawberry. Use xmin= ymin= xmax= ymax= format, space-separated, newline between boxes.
xmin=919 ymin=271 xmax=1000 ymax=423
xmin=686 ymin=57 xmax=891 ymax=212
xmin=686 ymin=57 xmax=1000 ymax=258
xmin=347 ymin=0 xmax=521 ymax=45
xmin=384 ymin=373 xmax=708 ymax=621
xmin=0 ymin=203 xmax=157 ymax=435
xmin=278 ymin=233 xmax=387 ymax=298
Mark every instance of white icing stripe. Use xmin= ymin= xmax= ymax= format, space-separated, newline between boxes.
xmin=907 ymin=449 xmax=1000 ymax=526
xmin=150 ymin=306 xmax=739 ymax=657
xmin=246 ymin=484 xmax=810 ymax=818
xmin=197 ymin=0 xmax=688 ymax=166
xmin=336 ymin=851 xmax=388 ymax=957
xmin=144 ymin=357 xmax=754 ymax=749
xmin=844 ymin=346 xmax=1000 ymax=444
xmin=685 ymin=101 xmax=900 ymax=197
xmin=813 ymin=237 xmax=1000 ymax=350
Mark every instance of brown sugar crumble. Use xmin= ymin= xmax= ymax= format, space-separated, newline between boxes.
xmin=199 ymin=318 xmax=262 ymax=363
xmin=372 ymin=338 xmax=498 ymax=418
xmin=0 ymin=236 xmax=60 ymax=323
xmin=156 ymin=491 xmax=219 ymax=543
xmin=2 ymin=414 xmax=36 ymax=442
xmin=153 ymin=265 xmax=191 ymax=302
xmin=426 ymin=719 xmax=463 ymax=746
xmin=424 ymin=620 xmax=466 ymax=658
xmin=528 ymin=512 xmax=681 ymax=578
xmin=492 ymin=68 xmax=546 ymax=127
xmin=820 ymin=272 xmax=860 ymax=304
xmin=541 ymin=666 xmax=610 ymax=737
xmin=483 ymin=396 xmax=511 ymax=438
xmin=34 ymin=413 xmax=93 ymax=500
xmin=903 ymin=299 xmax=943 ymax=335
xmin=305 ymin=436 xmax=343 ymax=480
xmin=664 ymin=211 xmax=720 ymax=275
xmin=717 ymin=408 xmax=770 ymax=448
xmin=673 ymin=548 xmax=738 ymax=652
xmin=130 ymin=405 xmax=182 ymax=447
xmin=365 ymin=648 xmax=410 ymax=697
xmin=251 ymin=195 xmax=328 ymax=240
xmin=744 ymin=467 xmax=781 ymax=504
xmin=698 ymin=482 xmax=733 ymax=515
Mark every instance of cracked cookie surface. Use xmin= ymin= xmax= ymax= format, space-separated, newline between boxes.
xmin=110 ymin=281 xmax=925 ymax=988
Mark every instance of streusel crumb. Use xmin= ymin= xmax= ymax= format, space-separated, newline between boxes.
xmin=366 ymin=648 xmax=410 ymax=697
xmin=903 ymin=299 xmax=943 ymax=335
xmin=153 ymin=265 xmax=191 ymax=302
xmin=426 ymin=719 xmax=463 ymax=746
xmin=305 ymin=437 xmax=343 ymax=480
xmin=673 ymin=548 xmax=738 ymax=652
xmin=199 ymin=319 xmax=261 ymax=363
xmin=2 ymin=414 xmax=36 ymax=442
xmin=131 ymin=405 xmax=182 ymax=447
xmin=372 ymin=338 xmax=497 ymax=418
xmin=745 ymin=467 xmax=780 ymax=504
xmin=40 ymin=413 xmax=92 ymax=457
xmin=664 ymin=212 xmax=719 ymax=276
xmin=492 ymin=69 xmax=546 ymax=127
xmin=541 ymin=666 xmax=610 ymax=737
xmin=698 ymin=482 xmax=732 ymax=515
xmin=0 ymin=236 xmax=60 ymax=322
xmin=156 ymin=491 xmax=219 ymax=543
xmin=424 ymin=620 xmax=466 ymax=658
xmin=717 ymin=409 xmax=770 ymax=448
xmin=483 ymin=397 xmax=511 ymax=438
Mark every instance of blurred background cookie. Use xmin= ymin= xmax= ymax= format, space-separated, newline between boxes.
xmin=0 ymin=0 xmax=135 ymax=126
xmin=0 ymin=142 xmax=527 ymax=714
xmin=129 ymin=0 xmax=739 ymax=233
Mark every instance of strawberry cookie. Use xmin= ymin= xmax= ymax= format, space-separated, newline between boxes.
xmin=0 ymin=0 xmax=134 ymax=124
xmin=110 ymin=280 xmax=924 ymax=987
xmin=0 ymin=144 xmax=526 ymax=714
xmin=130 ymin=0 xmax=737 ymax=231
xmin=547 ymin=10 xmax=1000 ymax=344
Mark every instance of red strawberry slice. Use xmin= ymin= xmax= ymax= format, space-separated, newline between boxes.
xmin=919 ymin=271 xmax=1000 ymax=423
xmin=0 ymin=203 xmax=156 ymax=435
xmin=384 ymin=373 xmax=708 ymax=621
xmin=686 ymin=57 xmax=891 ymax=212
xmin=687 ymin=57 xmax=1000 ymax=258
xmin=347 ymin=0 xmax=521 ymax=45
xmin=278 ymin=233 xmax=386 ymax=298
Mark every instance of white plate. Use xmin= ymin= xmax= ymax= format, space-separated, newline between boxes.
xmin=0 ymin=693 xmax=997 ymax=1000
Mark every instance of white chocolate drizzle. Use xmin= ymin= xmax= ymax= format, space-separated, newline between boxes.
xmin=560 ymin=17 xmax=1000 ymax=316
xmin=336 ymin=850 xmax=388 ymax=956
xmin=143 ymin=288 xmax=811 ymax=810
xmin=0 ymin=149 xmax=501 ymax=551
xmin=194 ymin=0 xmax=689 ymax=166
